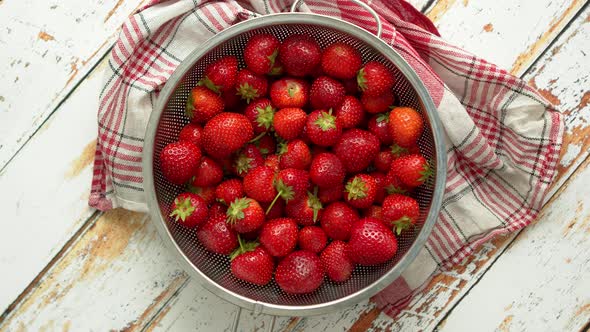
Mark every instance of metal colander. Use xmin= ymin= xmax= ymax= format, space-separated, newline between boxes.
xmin=143 ymin=1 xmax=446 ymax=321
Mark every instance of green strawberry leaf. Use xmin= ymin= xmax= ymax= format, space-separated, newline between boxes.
xmin=169 ymin=197 xmax=196 ymax=222
xmin=197 ymin=76 xmax=221 ymax=94
xmin=227 ymin=197 xmax=251 ymax=224
xmin=356 ymin=68 xmax=367 ymax=91
xmin=345 ymin=177 xmax=368 ymax=200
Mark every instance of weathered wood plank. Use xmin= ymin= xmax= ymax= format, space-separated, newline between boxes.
xmin=0 ymin=0 xmax=145 ymax=170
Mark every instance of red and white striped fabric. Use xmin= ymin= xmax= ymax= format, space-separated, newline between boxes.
xmin=89 ymin=0 xmax=563 ymax=317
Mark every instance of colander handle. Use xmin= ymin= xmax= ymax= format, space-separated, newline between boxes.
xmin=290 ymin=0 xmax=383 ymax=38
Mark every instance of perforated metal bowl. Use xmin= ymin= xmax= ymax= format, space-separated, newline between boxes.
xmin=143 ymin=8 xmax=446 ymax=319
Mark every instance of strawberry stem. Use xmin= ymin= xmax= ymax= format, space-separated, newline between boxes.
xmin=265 ymin=190 xmax=283 ymax=215
xmin=248 ymin=132 xmax=266 ymax=143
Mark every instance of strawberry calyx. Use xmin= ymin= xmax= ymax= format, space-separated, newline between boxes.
xmin=345 ymin=177 xmax=368 ymax=200
xmin=185 ymin=94 xmax=195 ymax=119
xmin=256 ymin=105 xmax=275 ymax=131
xmin=197 ymin=76 xmax=221 ymax=94
xmin=376 ymin=113 xmax=390 ymax=123
xmin=275 ymin=179 xmax=295 ymax=202
xmin=226 ymin=197 xmax=251 ymax=224
xmin=277 ymin=140 xmax=288 ymax=155
xmin=419 ymin=160 xmax=434 ymax=183
xmin=233 ymin=154 xmax=254 ymax=176
xmin=307 ymin=188 xmax=323 ymax=223
xmin=237 ymin=83 xmax=260 ymax=104
xmin=385 ymin=184 xmax=407 ymax=195
xmin=391 ymin=216 xmax=413 ymax=235
xmin=169 ymin=197 xmax=196 ymax=222
xmin=356 ymin=68 xmax=367 ymax=92
xmin=314 ymin=109 xmax=337 ymax=131
xmin=390 ymin=144 xmax=408 ymax=158
xmin=266 ymin=49 xmax=279 ymax=70
xmin=230 ymin=235 xmax=259 ymax=260
xmin=269 ymin=62 xmax=283 ymax=76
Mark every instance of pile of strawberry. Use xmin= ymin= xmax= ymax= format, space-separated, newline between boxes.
xmin=159 ymin=33 xmax=431 ymax=294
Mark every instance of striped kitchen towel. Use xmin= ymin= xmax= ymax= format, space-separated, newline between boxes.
xmin=89 ymin=0 xmax=563 ymax=317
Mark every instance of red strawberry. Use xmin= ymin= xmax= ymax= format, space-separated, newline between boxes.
xmin=334 ymin=129 xmax=380 ymax=173
xmin=232 ymin=143 xmax=265 ymax=177
xmin=321 ymin=241 xmax=354 ymax=282
xmin=226 ymin=197 xmax=265 ymax=233
xmin=382 ymin=194 xmax=420 ymax=234
xmin=345 ymin=174 xmax=377 ymax=209
xmin=273 ymin=108 xmax=307 ymax=141
xmin=309 ymin=152 xmax=345 ymax=188
xmin=187 ymin=185 xmax=216 ymax=205
xmin=215 ymin=179 xmax=244 ymax=205
xmin=186 ymin=86 xmax=224 ymax=124
xmin=370 ymin=171 xmax=387 ymax=204
xmin=279 ymin=35 xmax=321 ymax=77
xmin=357 ymin=61 xmax=395 ymax=96
xmin=243 ymin=98 xmax=275 ymax=134
xmin=197 ymin=214 xmax=239 ymax=255
xmin=244 ymin=34 xmax=281 ymax=75
xmin=261 ymin=199 xmax=285 ymax=219
xmin=298 ymin=226 xmax=328 ymax=253
xmin=275 ymin=251 xmax=324 ymax=294
xmin=235 ymin=69 xmax=268 ymax=103
xmin=209 ymin=202 xmax=228 ymax=219
xmin=230 ymin=240 xmax=274 ymax=286
xmin=361 ymin=91 xmax=394 ymax=114
xmin=388 ymin=107 xmax=424 ymax=147
xmin=286 ymin=191 xmax=323 ymax=226
xmin=273 ymin=168 xmax=310 ymax=204
xmin=256 ymin=134 xmax=277 ymax=155
xmin=202 ymin=113 xmax=254 ymax=159
xmin=342 ymin=78 xmax=359 ymax=95
xmin=320 ymin=42 xmax=362 ymax=80
xmin=270 ymin=78 xmax=309 ymax=109
xmin=374 ymin=149 xmax=394 ymax=173
xmin=278 ymin=139 xmax=311 ymax=170
xmin=320 ymin=201 xmax=359 ymax=241
xmin=241 ymin=228 xmax=262 ymax=242
xmin=318 ymin=183 xmax=344 ymax=204
xmin=160 ymin=141 xmax=201 ymax=185
xmin=222 ymin=89 xmax=243 ymax=112
xmin=391 ymin=154 xmax=432 ymax=188
xmin=305 ymin=110 xmax=343 ymax=147
xmin=259 ymin=218 xmax=298 ymax=257
xmin=368 ymin=113 xmax=393 ymax=145
xmin=334 ymin=96 xmax=364 ymax=129
xmin=200 ymin=55 xmax=238 ymax=93
xmin=383 ymin=169 xmax=409 ymax=195
xmin=243 ymin=166 xmax=277 ymax=203
xmin=363 ymin=205 xmax=383 ymax=220
xmin=309 ymin=76 xmax=345 ymax=110
xmin=169 ymin=192 xmax=208 ymax=228
xmin=178 ymin=123 xmax=203 ymax=147
xmin=264 ymin=154 xmax=280 ymax=172
xmin=347 ymin=218 xmax=398 ymax=265
xmin=191 ymin=156 xmax=223 ymax=187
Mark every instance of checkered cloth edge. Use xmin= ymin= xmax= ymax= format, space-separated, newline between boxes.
xmin=89 ymin=0 xmax=564 ymax=317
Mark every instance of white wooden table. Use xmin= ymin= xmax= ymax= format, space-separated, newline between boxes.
xmin=0 ymin=0 xmax=589 ymax=331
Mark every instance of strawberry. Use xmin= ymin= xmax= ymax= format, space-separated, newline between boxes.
xmin=222 ymin=89 xmax=243 ymax=112
xmin=279 ymin=34 xmax=321 ymax=77
xmin=230 ymin=239 xmax=274 ymax=286
xmin=275 ymin=251 xmax=324 ymax=294
xmin=261 ymin=198 xmax=285 ymax=219
xmin=226 ymin=197 xmax=265 ymax=233
xmin=374 ymin=149 xmax=394 ymax=173
xmin=320 ymin=201 xmax=359 ymax=241
xmin=388 ymin=107 xmax=424 ymax=147
xmin=273 ymin=108 xmax=307 ymax=141
xmin=202 ymin=113 xmax=254 ymax=159
xmin=160 ymin=141 xmax=201 ymax=185
xmin=256 ymin=134 xmax=277 ymax=155
xmin=187 ymin=185 xmax=216 ymax=205
xmin=215 ymin=179 xmax=244 ymax=206
xmin=200 ymin=55 xmax=238 ymax=93
xmin=264 ymin=154 xmax=280 ymax=172
xmin=361 ymin=91 xmax=394 ymax=114
xmin=186 ymin=86 xmax=224 ymax=124
xmin=347 ymin=218 xmax=398 ymax=265
xmin=391 ymin=154 xmax=432 ymax=188
xmin=190 ymin=156 xmax=223 ymax=187
xmin=383 ymin=169 xmax=409 ymax=195
xmin=309 ymin=152 xmax=345 ymax=188
xmin=273 ymin=168 xmax=310 ymax=204
xmin=320 ymin=42 xmax=362 ymax=80
xmin=298 ymin=226 xmax=328 ymax=253
xmin=370 ymin=171 xmax=387 ymax=204
xmin=334 ymin=129 xmax=380 ymax=173
xmin=178 ymin=123 xmax=203 ymax=147
xmin=169 ymin=192 xmax=208 ymax=228
xmin=382 ymin=194 xmax=420 ymax=235
xmin=345 ymin=174 xmax=377 ymax=209
xmin=270 ymin=78 xmax=309 ymax=109
xmin=197 ymin=214 xmax=239 ymax=255
xmin=235 ymin=69 xmax=268 ymax=103
xmin=363 ymin=205 xmax=383 ymax=220
xmin=342 ymin=78 xmax=359 ymax=95
xmin=244 ymin=34 xmax=281 ymax=75
xmin=309 ymin=76 xmax=345 ymax=110
xmin=286 ymin=190 xmax=323 ymax=226
xmin=243 ymin=166 xmax=277 ymax=203
xmin=232 ymin=143 xmax=264 ymax=177
xmin=305 ymin=110 xmax=343 ymax=147
xmin=368 ymin=113 xmax=393 ymax=145
xmin=278 ymin=139 xmax=311 ymax=170
xmin=243 ymin=98 xmax=275 ymax=135
xmin=209 ymin=202 xmax=228 ymax=219
xmin=334 ymin=96 xmax=364 ymax=129
xmin=259 ymin=218 xmax=298 ymax=257
xmin=357 ymin=61 xmax=395 ymax=97
xmin=318 ymin=183 xmax=344 ymax=204
xmin=320 ymin=241 xmax=354 ymax=282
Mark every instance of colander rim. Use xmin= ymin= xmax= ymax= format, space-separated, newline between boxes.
xmin=143 ymin=12 xmax=447 ymax=317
